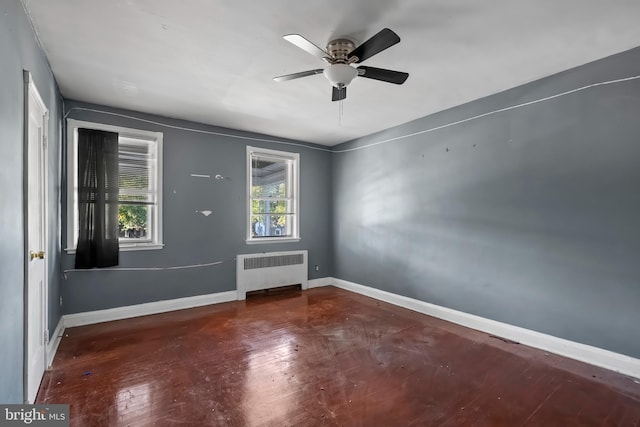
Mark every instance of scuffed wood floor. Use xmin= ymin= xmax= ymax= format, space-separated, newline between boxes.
xmin=38 ymin=286 xmax=640 ymax=426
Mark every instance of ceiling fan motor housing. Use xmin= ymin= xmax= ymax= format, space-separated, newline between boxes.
xmin=326 ymin=38 xmax=356 ymax=62
xmin=324 ymin=38 xmax=358 ymax=88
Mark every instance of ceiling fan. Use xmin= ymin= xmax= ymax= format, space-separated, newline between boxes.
xmin=273 ymin=28 xmax=409 ymax=101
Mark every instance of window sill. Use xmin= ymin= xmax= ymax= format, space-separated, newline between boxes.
xmin=245 ymin=237 xmax=301 ymax=245
xmin=65 ymin=243 xmax=164 ymax=254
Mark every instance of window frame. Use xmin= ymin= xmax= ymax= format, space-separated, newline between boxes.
xmin=65 ymin=119 xmax=164 ymax=253
xmin=246 ymin=146 xmax=300 ymax=244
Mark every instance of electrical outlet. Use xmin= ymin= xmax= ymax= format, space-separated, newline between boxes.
xmin=60 ymin=296 xmax=63 ymax=307
xmin=314 ymin=265 xmax=319 ymax=272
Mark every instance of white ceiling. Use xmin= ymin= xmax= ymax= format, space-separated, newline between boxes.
xmin=23 ymin=0 xmax=640 ymax=146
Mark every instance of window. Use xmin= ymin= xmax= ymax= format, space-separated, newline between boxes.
xmin=247 ymin=146 xmax=299 ymax=243
xmin=66 ymin=119 xmax=163 ymax=252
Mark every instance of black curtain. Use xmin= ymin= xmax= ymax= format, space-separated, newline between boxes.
xmin=75 ymin=128 xmax=119 ymax=269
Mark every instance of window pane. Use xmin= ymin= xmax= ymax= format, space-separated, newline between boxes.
xmin=68 ymin=120 xmax=163 ymax=251
xmin=118 ymin=204 xmax=151 ymax=240
xmin=119 ymin=137 xmax=155 ymax=204
xmin=251 ymin=199 xmax=292 ymax=215
xmin=252 ymin=156 xmax=287 ymax=198
xmin=251 ymin=214 xmax=293 ymax=238
xmin=247 ymin=147 xmax=298 ymax=242
xmin=118 ymin=136 xmax=156 ymax=242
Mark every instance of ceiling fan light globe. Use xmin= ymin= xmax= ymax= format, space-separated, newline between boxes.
xmin=323 ymin=64 xmax=357 ymax=88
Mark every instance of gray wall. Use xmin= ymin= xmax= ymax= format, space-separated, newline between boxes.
xmin=62 ymin=100 xmax=333 ymax=313
xmin=332 ymin=47 xmax=640 ymax=358
xmin=0 ymin=0 xmax=62 ymax=403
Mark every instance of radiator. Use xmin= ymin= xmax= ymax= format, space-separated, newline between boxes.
xmin=236 ymin=250 xmax=308 ymax=300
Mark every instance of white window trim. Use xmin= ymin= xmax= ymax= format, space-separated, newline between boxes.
xmin=65 ymin=119 xmax=164 ymax=253
xmin=246 ymin=146 xmax=300 ymax=244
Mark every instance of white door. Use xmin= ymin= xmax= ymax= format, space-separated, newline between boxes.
xmin=25 ymin=72 xmax=48 ymax=404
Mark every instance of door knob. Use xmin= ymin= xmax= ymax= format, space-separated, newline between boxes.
xmin=29 ymin=251 xmax=45 ymax=261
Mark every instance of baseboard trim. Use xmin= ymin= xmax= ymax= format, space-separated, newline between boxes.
xmin=45 ymin=280 xmax=640 ymax=380
xmin=63 ymin=291 xmax=237 ymax=328
xmin=330 ymin=277 xmax=640 ymax=379
xmin=308 ymin=277 xmax=332 ymax=288
xmin=46 ymin=319 xmax=65 ymax=368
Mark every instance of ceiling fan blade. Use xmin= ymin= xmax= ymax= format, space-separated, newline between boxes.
xmin=273 ymin=69 xmax=324 ymax=82
xmin=283 ymin=34 xmax=329 ymax=60
xmin=348 ymin=28 xmax=400 ymax=63
xmin=332 ymin=86 xmax=346 ymax=101
xmin=357 ymin=66 xmax=408 ymax=84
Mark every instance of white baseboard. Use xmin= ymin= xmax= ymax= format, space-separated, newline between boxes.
xmin=330 ymin=277 xmax=640 ymax=380
xmin=63 ymin=291 xmax=237 ymax=328
xmin=46 ymin=318 xmax=65 ymax=368
xmin=308 ymin=277 xmax=332 ymax=288
xmin=45 ymin=280 xmax=640 ymax=380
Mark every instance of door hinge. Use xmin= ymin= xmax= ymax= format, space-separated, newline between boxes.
xmin=44 ymin=330 xmax=49 ymax=345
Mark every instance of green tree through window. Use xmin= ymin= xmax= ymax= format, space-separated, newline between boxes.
xmin=118 ymin=205 xmax=148 ymax=238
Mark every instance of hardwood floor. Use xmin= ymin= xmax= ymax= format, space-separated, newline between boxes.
xmin=38 ymin=286 xmax=640 ymax=426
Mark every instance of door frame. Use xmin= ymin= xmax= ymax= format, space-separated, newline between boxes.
xmin=23 ymin=70 xmax=49 ymax=403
